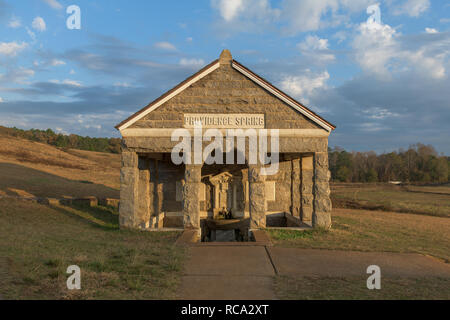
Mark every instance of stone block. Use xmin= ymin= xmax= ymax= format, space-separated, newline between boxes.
xmin=301 ymin=206 xmax=313 ymax=222
xmin=314 ymin=182 xmax=331 ymax=197
xmin=313 ymin=211 xmax=332 ymax=229
xmin=72 ymin=197 xmax=98 ymax=207
xmin=302 ymin=156 xmax=314 ymax=170
xmin=98 ymin=198 xmax=120 ymax=208
xmin=314 ymin=198 xmax=332 ymax=213
xmin=121 ymin=152 xmax=138 ymax=168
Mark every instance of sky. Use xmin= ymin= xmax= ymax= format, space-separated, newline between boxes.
xmin=0 ymin=0 xmax=449 ymax=155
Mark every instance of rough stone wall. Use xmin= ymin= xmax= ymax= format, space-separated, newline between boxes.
xmin=248 ymin=165 xmax=266 ymax=229
xmin=130 ymin=64 xmax=321 ymax=130
xmin=158 ymin=161 xmax=184 ymax=213
xmin=137 ymin=157 xmax=151 ymax=228
xmin=301 ymin=156 xmax=314 ymax=223
xmin=119 ymin=151 xmax=139 ymax=228
xmin=313 ymin=152 xmax=332 ymax=229
xmin=183 ymin=164 xmax=202 ymax=230
xmin=266 ymin=160 xmax=292 ymax=213
xmin=290 ymin=159 xmax=301 ymax=218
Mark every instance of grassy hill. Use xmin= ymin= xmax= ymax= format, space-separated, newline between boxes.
xmin=0 ymin=133 xmax=120 ymax=199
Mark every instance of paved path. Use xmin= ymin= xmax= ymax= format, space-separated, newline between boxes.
xmin=178 ymin=246 xmax=450 ymax=300
xmin=179 ymin=246 xmax=276 ymax=300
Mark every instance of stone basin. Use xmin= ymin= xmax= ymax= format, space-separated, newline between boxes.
xmin=205 ymin=218 xmax=246 ymax=230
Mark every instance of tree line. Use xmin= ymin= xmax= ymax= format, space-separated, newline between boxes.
xmin=0 ymin=126 xmax=121 ymax=154
xmin=329 ymin=144 xmax=449 ymax=183
xmin=1 ymin=126 xmax=448 ymax=183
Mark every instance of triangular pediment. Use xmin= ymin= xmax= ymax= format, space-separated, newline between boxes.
xmin=116 ymin=50 xmax=335 ymax=132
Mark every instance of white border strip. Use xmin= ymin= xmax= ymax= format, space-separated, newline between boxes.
xmin=231 ymin=62 xmax=333 ymax=132
xmin=117 ymin=62 xmax=221 ymax=131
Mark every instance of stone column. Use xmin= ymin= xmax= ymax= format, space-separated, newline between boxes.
xmin=290 ymin=159 xmax=301 ymax=218
xmin=248 ymin=165 xmax=266 ymax=229
xmin=119 ymin=151 xmax=139 ymax=228
xmin=183 ymin=164 xmax=202 ymax=230
xmin=301 ymin=156 xmax=314 ymax=224
xmin=136 ymin=157 xmax=151 ymax=229
xmin=313 ymin=152 xmax=332 ymax=229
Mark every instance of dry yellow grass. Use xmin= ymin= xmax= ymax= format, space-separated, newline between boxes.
xmin=0 ymin=136 xmax=120 ymax=199
xmin=268 ymin=208 xmax=450 ymax=262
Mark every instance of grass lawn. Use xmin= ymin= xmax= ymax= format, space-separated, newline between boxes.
xmin=0 ymin=198 xmax=184 ymax=300
xmin=331 ymin=183 xmax=450 ymax=217
xmin=275 ymin=276 xmax=450 ymax=300
xmin=269 ymin=208 xmax=450 ymax=299
xmin=267 ymin=208 xmax=450 ymax=262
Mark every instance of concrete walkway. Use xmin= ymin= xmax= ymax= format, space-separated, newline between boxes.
xmin=178 ymin=246 xmax=450 ymax=300
xmin=179 ymin=246 xmax=276 ymax=300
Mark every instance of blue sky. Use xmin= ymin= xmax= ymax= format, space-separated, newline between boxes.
xmin=0 ymin=0 xmax=449 ymax=154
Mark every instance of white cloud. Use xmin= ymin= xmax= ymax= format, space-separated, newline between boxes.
xmin=391 ymin=0 xmax=430 ymax=17
xmin=26 ymin=27 xmax=36 ymax=41
xmin=359 ymin=122 xmax=388 ymax=132
xmin=186 ymin=37 xmax=193 ymax=42
xmin=352 ymin=20 xmax=449 ymax=80
xmin=70 ymin=69 xmax=76 ymax=75
xmin=50 ymin=79 xmax=83 ymax=87
xmin=213 ymin=0 xmax=245 ymax=21
xmin=425 ymin=27 xmax=438 ymax=34
xmin=352 ymin=21 xmax=398 ymax=78
xmin=362 ymin=107 xmax=400 ymax=119
xmin=9 ymin=67 xmax=35 ymax=84
xmin=55 ymin=127 xmax=68 ymax=135
xmin=32 ymin=17 xmax=46 ymax=32
xmin=154 ymin=41 xmax=176 ymax=51
xmin=50 ymin=59 xmax=66 ymax=66
xmin=0 ymin=97 xmax=4 ymax=103
xmin=42 ymin=0 xmax=63 ymax=10
xmin=179 ymin=58 xmax=205 ymax=68
xmin=8 ymin=16 xmax=21 ymax=28
xmin=211 ymin=0 xmax=280 ymax=33
xmin=211 ymin=0 xmax=373 ymax=35
xmin=297 ymin=35 xmax=335 ymax=64
xmin=280 ymin=70 xmax=330 ymax=101
xmin=0 ymin=41 xmax=28 ymax=57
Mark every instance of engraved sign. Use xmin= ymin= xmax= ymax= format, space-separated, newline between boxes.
xmin=183 ymin=113 xmax=265 ymax=128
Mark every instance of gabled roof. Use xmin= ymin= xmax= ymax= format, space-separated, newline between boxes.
xmin=115 ymin=50 xmax=336 ymax=132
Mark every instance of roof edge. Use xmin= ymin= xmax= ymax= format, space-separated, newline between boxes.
xmin=231 ymin=59 xmax=336 ymax=131
xmin=115 ymin=59 xmax=220 ymax=130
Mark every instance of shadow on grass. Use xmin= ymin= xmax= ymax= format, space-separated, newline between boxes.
xmin=51 ymin=203 xmax=119 ymax=230
xmin=0 ymin=162 xmax=119 ymax=199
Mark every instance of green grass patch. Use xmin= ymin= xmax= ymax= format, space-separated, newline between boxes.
xmin=0 ymin=198 xmax=184 ymax=300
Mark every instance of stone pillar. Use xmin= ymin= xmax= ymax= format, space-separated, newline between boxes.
xmin=248 ymin=165 xmax=266 ymax=229
xmin=136 ymin=157 xmax=151 ymax=229
xmin=155 ymin=160 xmax=163 ymax=218
xmin=183 ymin=164 xmax=202 ymax=230
xmin=301 ymin=156 xmax=314 ymax=224
xmin=313 ymin=152 xmax=332 ymax=229
xmin=119 ymin=151 xmax=139 ymax=228
xmin=290 ymin=159 xmax=301 ymax=218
